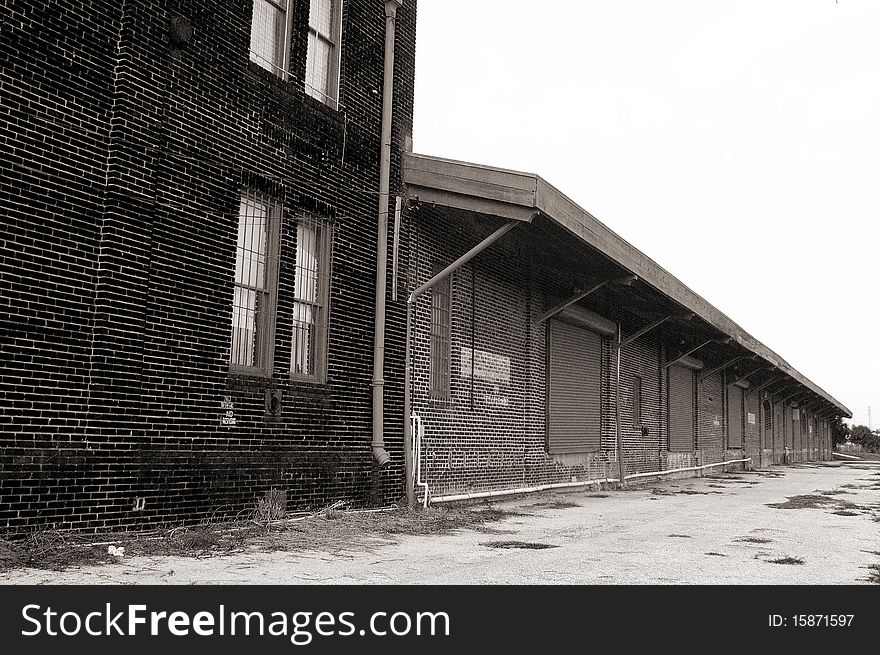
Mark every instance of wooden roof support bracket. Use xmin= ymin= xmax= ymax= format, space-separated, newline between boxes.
xmin=537 ymin=278 xmax=611 ymax=324
xmin=665 ymin=339 xmax=715 ymax=370
xmin=704 ymin=355 xmax=747 ymax=384
xmin=779 ymin=390 xmax=809 ymax=406
xmin=768 ymin=384 xmax=796 ymax=401
xmin=617 ymin=315 xmax=673 ymax=351
xmin=728 ymin=364 xmax=773 ymax=389
xmin=745 ymin=376 xmax=784 ymax=399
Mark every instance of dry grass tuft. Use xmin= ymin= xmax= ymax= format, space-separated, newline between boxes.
xmin=526 ymin=501 xmax=580 ymax=510
xmin=767 ymin=494 xmax=834 ymax=510
xmin=769 ymin=556 xmax=804 ymax=565
xmin=0 ymin=505 xmax=518 ymax=571
xmin=482 ymin=540 xmax=557 ymax=550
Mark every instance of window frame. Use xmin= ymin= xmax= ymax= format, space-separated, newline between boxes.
xmin=305 ymin=0 xmax=344 ymax=109
xmin=249 ymin=0 xmax=294 ymax=80
xmin=289 ymin=213 xmax=334 ymax=384
xmin=230 ymin=191 xmax=282 ymax=378
xmin=429 ymin=269 xmax=452 ymax=400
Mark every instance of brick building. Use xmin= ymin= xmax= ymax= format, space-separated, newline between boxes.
xmin=1 ymin=1 xmax=850 ymax=530
xmin=1 ymin=0 xmax=417 ymax=530
xmin=401 ymin=154 xmax=851 ymax=504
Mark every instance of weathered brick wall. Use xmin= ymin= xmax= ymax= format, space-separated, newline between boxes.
xmin=0 ymin=0 xmax=417 ymax=530
xmin=697 ymin=371 xmax=725 ymax=464
xmin=772 ymin=399 xmax=785 ymax=464
xmin=409 ymin=206 xmax=753 ymax=498
xmin=0 ymin=0 xmax=124 ymax=529
xmin=408 ymin=209 xmax=626 ymax=499
xmin=618 ymin=321 xmax=663 ymax=476
xmin=743 ymin=388 xmax=763 ymax=467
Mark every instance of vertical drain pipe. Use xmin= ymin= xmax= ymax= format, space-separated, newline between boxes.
xmin=614 ymin=324 xmax=625 ymax=486
xmin=371 ymin=0 xmax=403 ymax=468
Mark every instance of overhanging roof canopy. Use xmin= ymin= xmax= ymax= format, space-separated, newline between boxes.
xmin=404 ymin=152 xmax=851 ymax=418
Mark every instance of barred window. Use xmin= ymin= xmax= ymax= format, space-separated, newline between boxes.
xmin=290 ymin=215 xmax=332 ymax=381
xmin=429 ymin=271 xmax=451 ymax=398
xmin=231 ymin=193 xmax=280 ymax=374
xmin=250 ymin=0 xmax=291 ymax=77
xmin=306 ymin=0 xmax=343 ymax=108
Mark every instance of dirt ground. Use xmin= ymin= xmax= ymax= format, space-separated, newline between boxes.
xmin=3 ymin=460 xmax=879 ymax=585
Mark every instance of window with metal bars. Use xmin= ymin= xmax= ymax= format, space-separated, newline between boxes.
xmin=306 ymin=0 xmax=343 ymax=108
xmin=290 ymin=214 xmax=332 ymax=382
xmin=429 ymin=270 xmax=452 ymax=398
xmin=763 ymin=399 xmax=773 ymax=433
xmin=249 ymin=0 xmax=292 ymax=78
xmin=632 ymin=376 xmax=642 ymax=428
xmin=231 ymin=192 xmax=280 ymax=375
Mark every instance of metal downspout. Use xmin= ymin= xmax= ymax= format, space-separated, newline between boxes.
xmin=403 ymin=221 xmax=520 ymax=506
xmin=371 ymin=0 xmax=403 ymax=467
xmin=614 ymin=324 xmax=625 ymax=485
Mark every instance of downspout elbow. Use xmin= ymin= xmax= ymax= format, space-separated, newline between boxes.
xmin=372 ymin=444 xmax=391 ymax=468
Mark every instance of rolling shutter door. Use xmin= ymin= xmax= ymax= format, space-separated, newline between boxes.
xmin=668 ymin=365 xmax=694 ymax=452
xmin=547 ymin=319 xmax=602 ymax=453
xmin=727 ymin=385 xmax=743 ymax=448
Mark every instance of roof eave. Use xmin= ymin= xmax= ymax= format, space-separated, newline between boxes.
xmin=402 ymin=152 xmax=851 ymax=418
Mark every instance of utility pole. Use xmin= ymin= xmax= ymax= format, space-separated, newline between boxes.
xmin=869 ymin=406 xmax=872 ymax=430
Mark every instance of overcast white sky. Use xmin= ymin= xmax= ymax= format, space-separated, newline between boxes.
xmin=412 ymin=0 xmax=879 ymax=427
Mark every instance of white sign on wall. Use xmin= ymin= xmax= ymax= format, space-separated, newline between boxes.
xmin=460 ymin=347 xmax=511 ymax=384
xmin=747 ymin=412 xmax=756 ymax=425
xmin=220 ymin=396 xmax=236 ymax=426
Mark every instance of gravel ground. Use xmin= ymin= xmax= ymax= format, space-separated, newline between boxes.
xmin=3 ymin=461 xmax=879 ymax=585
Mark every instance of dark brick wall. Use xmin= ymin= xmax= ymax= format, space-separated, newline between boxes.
xmin=407 ymin=208 xmax=623 ymax=499
xmin=743 ymin=386 xmax=763 ymax=466
xmin=1 ymin=0 xmax=124 ymax=529
xmin=0 ymin=0 xmax=417 ymax=530
xmin=697 ymin=371 xmax=725 ymax=464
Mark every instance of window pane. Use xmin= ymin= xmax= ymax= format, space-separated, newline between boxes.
xmin=309 ymin=0 xmax=333 ymax=37
xmin=231 ymin=286 xmax=257 ymax=367
xmin=250 ymin=0 xmax=288 ymax=72
xmin=295 ymin=222 xmax=319 ymax=302
xmin=291 ymin=302 xmax=315 ymax=376
xmin=290 ymin=216 xmax=330 ymax=379
xmin=236 ymin=197 xmax=268 ymax=289
xmin=306 ymin=33 xmax=331 ymax=101
xmin=232 ymin=193 xmax=276 ymax=371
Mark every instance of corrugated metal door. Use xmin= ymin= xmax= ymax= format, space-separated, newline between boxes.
xmin=727 ymin=385 xmax=743 ymax=448
xmin=547 ymin=319 xmax=602 ymax=453
xmin=668 ymin=365 xmax=694 ymax=452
